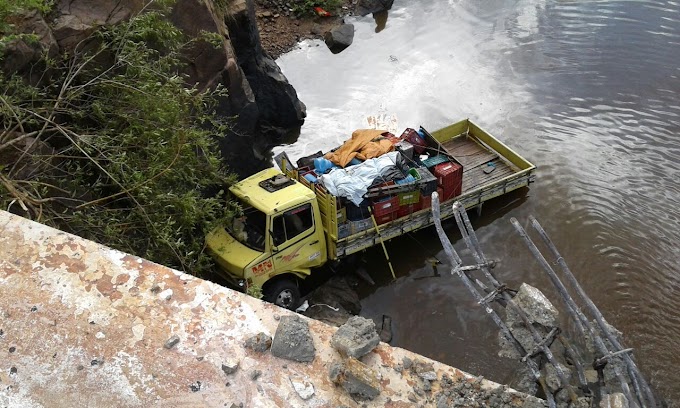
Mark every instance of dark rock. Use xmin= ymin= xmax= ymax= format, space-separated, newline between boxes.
xmin=355 ymin=0 xmax=394 ymax=16
xmin=164 ymin=335 xmax=180 ymax=349
xmin=250 ymin=370 xmax=262 ymax=380
xmin=244 ymin=332 xmax=272 ymax=352
xmin=190 ymin=381 xmax=202 ymax=392
xmin=90 ymin=358 xmax=103 ymax=366
xmin=403 ymin=357 xmax=413 ymax=370
xmin=379 ymin=315 xmax=392 ymax=343
xmin=9 ymin=367 xmax=17 ymax=375
xmin=331 ymin=316 xmax=380 ymax=358
xmin=221 ymin=359 xmax=239 ymax=375
xmin=302 ymin=275 xmax=361 ymax=327
xmin=329 ymin=358 xmax=380 ymax=400
xmin=270 ymin=315 xmax=315 ymax=362
xmin=9 ymin=347 xmax=16 ymax=353
xmin=324 ymin=24 xmax=355 ymax=54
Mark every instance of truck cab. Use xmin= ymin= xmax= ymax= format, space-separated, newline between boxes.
xmin=206 ymin=168 xmax=327 ymax=309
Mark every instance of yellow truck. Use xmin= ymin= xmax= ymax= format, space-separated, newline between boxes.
xmin=206 ymin=119 xmax=536 ymax=309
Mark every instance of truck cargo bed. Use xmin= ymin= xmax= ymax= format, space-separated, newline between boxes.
xmin=283 ymin=119 xmax=536 ymax=260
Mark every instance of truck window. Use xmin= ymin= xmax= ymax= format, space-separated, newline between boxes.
xmin=228 ymin=205 xmax=267 ymax=252
xmin=272 ymin=203 xmax=314 ymax=247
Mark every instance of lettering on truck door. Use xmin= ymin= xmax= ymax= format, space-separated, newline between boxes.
xmin=271 ymin=203 xmax=319 ymax=275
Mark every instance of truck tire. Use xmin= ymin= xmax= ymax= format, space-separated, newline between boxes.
xmin=263 ymin=277 xmax=300 ymax=310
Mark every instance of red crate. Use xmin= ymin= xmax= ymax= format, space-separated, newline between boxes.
xmin=397 ymin=203 xmax=421 ymax=218
xmin=419 ymin=187 xmax=444 ymax=208
xmin=375 ymin=212 xmax=397 ymax=225
xmin=371 ymin=196 xmax=398 ymax=217
xmin=400 ymin=128 xmax=428 ymax=154
xmin=433 ymin=161 xmax=463 ymax=199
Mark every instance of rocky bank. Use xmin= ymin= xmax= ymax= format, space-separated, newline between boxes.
xmin=2 ymin=0 xmax=306 ymax=175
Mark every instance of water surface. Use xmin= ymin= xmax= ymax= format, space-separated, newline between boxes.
xmin=276 ymin=0 xmax=680 ymax=403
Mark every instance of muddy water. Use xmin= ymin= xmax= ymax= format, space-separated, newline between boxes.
xmin=275 ymin=0 xmax=680 ymax=403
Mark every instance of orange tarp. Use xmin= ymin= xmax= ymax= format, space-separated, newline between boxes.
xmin=324 ymin=129 xmax=395 ymax=167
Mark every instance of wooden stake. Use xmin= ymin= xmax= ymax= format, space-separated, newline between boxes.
xmin=368 ymin=207 xmax=396 ymax=280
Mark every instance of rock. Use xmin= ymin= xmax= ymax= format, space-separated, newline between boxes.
xmin=289 ymin=376 xmax=315 ymax=400
xmin=508 ymin=365 xmax=538 ymax=396
xmin=600 ymin=393 xmax=628 ymax=408
xmin=324 ymin=24 xmax=355 ymax=54
xmin=221 ymin=359 xmax=239 ymax=375
xmin=189 ymin=381 xmax=202 ymax=392
xmin=355 ymin=0 xmax=394 ymax=16
xmin=403 ymin=357 xmax=413 ymax=370
xmin=331 ymin=316 xmax=380 ymax=358
xmin=329 ymin=358 xmax=380 ymax=400
xmin=164 ymin=335 xmax=180 ymax=349
xmin=419 ymin=371 xmax=437 ymax=381
xmin=250 ymin=370 xmax=262 ymax=381
xmin=543 ymin=362 xmax=571 ymax=393
xmin=270 ymin=315 xmax=315 ymax=362
xmin=244 ymin=332 xmax=272 ymax=352
xmin=302 ymin=275 xmax=361 ymax=327
xmin=379 ymin=315 xmax=392 ymax=343
xmin=507 ymin=283 xmax=559 ymax=328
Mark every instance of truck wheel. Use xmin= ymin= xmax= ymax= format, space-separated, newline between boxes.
xmin=263 ymin=278 xmax=300 ymax=310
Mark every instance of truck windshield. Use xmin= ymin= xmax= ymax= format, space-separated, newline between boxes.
xmin=227 ymin=204 xmax=267 ymax=252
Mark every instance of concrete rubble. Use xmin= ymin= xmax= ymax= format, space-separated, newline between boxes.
xmin=329 ymin=357 xmax=381 ymax=400
xmin=270 ymin=315 xmax=315 ymax=362
xmin=0 ymin=211 xmax=547 ymax=407
xmin=330 ymin=315 xmax=380 ymax=359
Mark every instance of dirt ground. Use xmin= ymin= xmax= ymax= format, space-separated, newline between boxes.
xmin=254 ymin=0 xmax=358 ymax=58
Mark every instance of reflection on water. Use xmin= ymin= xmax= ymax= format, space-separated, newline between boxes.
xmin=275 ymin=0 xmax=680 ymax=403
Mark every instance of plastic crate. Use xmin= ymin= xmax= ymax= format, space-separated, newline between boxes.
xmin=421 ymin=155 xmax=449 ymax=168
xmin=375 ymin=212 xmax=397 ymax=225
xmin=398 ymin=190 xmax=420 ymax=206
xmin=372 ymin=196 xmax=398 ymax=217
xmin=397 ymin=203 xmax=420 ymax=218
xmin=434 ymin=161 xmax=463 ymax=199
xmin=395 ymin=140 xmax=414 ymax=159
xmin=415 ymin=167 xmax=437 ymax=195
xmin=420 ymin=186 xmax=444 ymax=208
xmin=401 ymin=128 xmax=428 ymax=154
xmin=338 ymin=223 xmax=350 ymax=239
xmin=350 ymin=218 xmax=373 ymax=234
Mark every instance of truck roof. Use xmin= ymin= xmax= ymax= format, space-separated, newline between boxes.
xmin=230 ymin=167 xmax=316 ymax=215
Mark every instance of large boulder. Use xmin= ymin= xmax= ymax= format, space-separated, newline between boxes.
xmin=355 ymin=0 xmax=394 ymax=16
xmin=324 ymin=24 xmax=354 ymax=54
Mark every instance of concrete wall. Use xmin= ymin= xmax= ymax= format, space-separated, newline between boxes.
xmin=0 ymin=211 xmax=544 ymax=407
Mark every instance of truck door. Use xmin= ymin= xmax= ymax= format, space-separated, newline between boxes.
xmin=270 ymin=203 xmax=325 ymax=274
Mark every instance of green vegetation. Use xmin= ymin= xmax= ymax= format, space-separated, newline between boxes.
xmin=0 ymin=5 xmax=237 ymax=276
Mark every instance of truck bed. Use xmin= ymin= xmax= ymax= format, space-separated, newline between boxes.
xmin=285 ymin=119 xmax=536 ymax=260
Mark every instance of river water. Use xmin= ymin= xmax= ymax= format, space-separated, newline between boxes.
xmin=275 ymin=0 xmax=680 ymax=403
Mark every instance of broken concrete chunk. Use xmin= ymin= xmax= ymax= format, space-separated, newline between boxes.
xmin=543 ymin=362 xmax=572 ymax=393
xmin=507 ymin=283 xmax=559 ymax=328
xmin=244 ymin=332 xmax=272 ymax=353
xmin=221 ymin=359 xmax=239 ymax=375
xmin=289 ymin=376 xmax=315 ymax=400
xmin=419 ymin=371 xmax=437 ymax=382
xmin=164 ymin=335 xmax=180 ymax=349
xmin=329 ymin=357 xmax=380 ymax=401
xmin=600 ymin=393 xmax=628 ymax=408
xmin=270 ymin=315 xmax=315 ymax=362
xmin=331 ymin=316 xmax=380 ymax=359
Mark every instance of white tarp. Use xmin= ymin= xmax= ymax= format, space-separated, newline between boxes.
xmin=319 ymin=152 xmax=400 ymax=205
